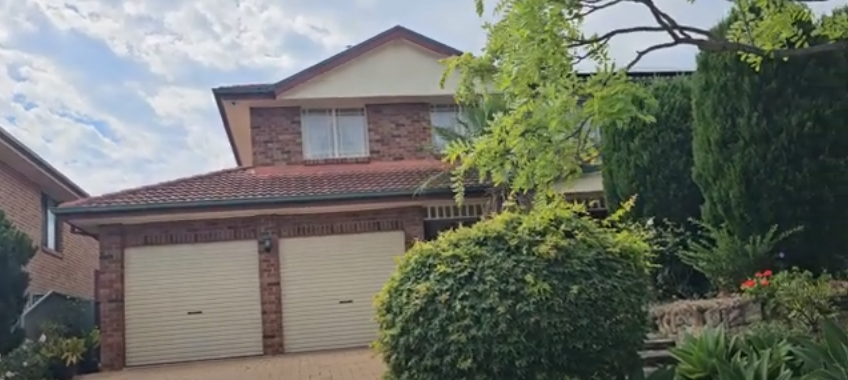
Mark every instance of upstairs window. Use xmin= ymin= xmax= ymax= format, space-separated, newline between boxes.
xmin=301 ymin=108 xmax=369 ymax=159
xmin=429 ymin=104 xmax=462 ymax=151
xmin=41 ymin=193 xmax=60 ymax=252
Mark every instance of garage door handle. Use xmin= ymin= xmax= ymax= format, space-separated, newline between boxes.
xmin=339 ymin=300 xmax=353 ymax=304
xmin=187 ymin=311 xmax=203 ymax=315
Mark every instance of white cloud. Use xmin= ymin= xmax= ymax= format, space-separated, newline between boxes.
xmin=14 ymin=0 xmax=352 ymax=80
xmin=0 ymin=47 xmax=230 ymax=195
xmin=138 ymin=85 xmax=233 ymax=172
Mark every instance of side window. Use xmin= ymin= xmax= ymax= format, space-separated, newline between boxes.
xmin=41 ymin=193 xmax=61 ymax=252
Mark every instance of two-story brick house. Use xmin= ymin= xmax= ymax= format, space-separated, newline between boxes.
xmin=0 ymin=127 xmax=99 ymax=302
xmin=53 ymin=26 xmax=605 ymax=371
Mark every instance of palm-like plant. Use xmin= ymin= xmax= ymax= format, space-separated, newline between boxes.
xmin=417 ymin=96 xmax=514 ymax=212
xmin=419 ymin=95 xmax=606 ymax=212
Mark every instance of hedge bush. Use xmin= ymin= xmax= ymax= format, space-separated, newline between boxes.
xmin=374 ymin=202 xmax=653 ymax=380
xmin=692 ymin=7 xmax=848 ymax=272
xmin=601 ymin=75 xmax=702 ymax=224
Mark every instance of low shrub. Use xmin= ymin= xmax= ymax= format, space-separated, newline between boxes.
xmin=658 ymin=319 xmax=848 ymax=380
xmin=0 ymin=338 xmax=50 ymax=380
xmin=375 ymin=201 xmax=653 ymax=380
xmin=644 ymin=220 xmax=709 ymax=301
xmin=677 ymin=222 xmax=800 ymax=295
xmin=0 ymin=322 xmax=100 ymax=380
xmin=741 ymin=267 xmax=836 ymax=336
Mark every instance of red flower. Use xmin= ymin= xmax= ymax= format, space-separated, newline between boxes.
xmin=759 ymin=279 xmax=769 ymax=286
xmin=762 ymin=270 xmax=773 ymax=277
xmin=755 ymin=272 xmax=763 ymax=278
xmin=741 ymin=279 xmax=756 ymax=289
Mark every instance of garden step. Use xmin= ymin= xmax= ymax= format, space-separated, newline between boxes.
xmin=642 ymin=337 xmax=675 ymax=351
xmin=640 ymin=349 xmax=675 ymax=367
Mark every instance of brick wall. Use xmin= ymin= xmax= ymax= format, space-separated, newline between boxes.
xmin=0 ymin=160 xmax=99 ymax=299
xmin=250 ymin=103 xmax=435 ymax=166
xmin=96 ymin=207 xmax=425 ymax=371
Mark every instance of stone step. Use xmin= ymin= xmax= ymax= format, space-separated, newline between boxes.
xmin=640 ymin=349 xmax=675 ymax=367
xmin=642 ymin=337 xmax=675 ymax=351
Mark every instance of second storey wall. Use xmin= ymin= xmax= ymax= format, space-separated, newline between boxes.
xmin=249 ymin=102 xmax=439 ymax=166
xmin=0 ymin=160 xmax=99 ymax=299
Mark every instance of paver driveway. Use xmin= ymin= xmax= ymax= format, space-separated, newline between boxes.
xmin=79 ymin=349 xmax=385 ymax=380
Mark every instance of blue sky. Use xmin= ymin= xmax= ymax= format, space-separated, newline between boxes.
xmin=0 ymin=0 xmax=842 ymax=195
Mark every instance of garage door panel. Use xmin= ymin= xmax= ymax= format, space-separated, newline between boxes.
xmin=124 ymin=341 xmax=261 ymax=367
xmin=280 ymin=231 xmax=405 ymax=353
xmin=126 ymin=257 xmax=257 ymax=273
xmin=125 ymin=241 xmax=263 ymax=366
xmin=126 ymin=322 xmax=262 ymax=342
xmin=125 ymin=307 xmax=260 ymax=326
xmin=282 ymin=302 xmax=375 ymax=318
xmin=125 ymin=287 xmax=260 ymax=307
xmin=285 ymin=332 xmax=378 ymax=353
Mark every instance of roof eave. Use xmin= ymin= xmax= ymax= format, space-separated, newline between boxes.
xmin=211 ymin=87 xmax=277 ymax=167
xmin=53 ymin=186 xmax=490 ymax=217
xmin=0 ymin=127 xmax=89 ymax=200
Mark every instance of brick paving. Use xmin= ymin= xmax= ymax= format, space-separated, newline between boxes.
xmin=79 ymin=349 xmax=385 ymax=380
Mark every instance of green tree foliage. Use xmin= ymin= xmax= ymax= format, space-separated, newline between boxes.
xmin=419 ymin=96 xmax=510 ymax=206
xmin=441 ymin=0 xmax=848 ymax=202
xmin=375 ymin=201 xmax=652 ymax=380
xmin=601 ymin=75 xmax=702 ymax=223
xmin=0 ymin=210 xmax=37 ymax=354
xmin=692 ymin=8 xmax=848 ymax=273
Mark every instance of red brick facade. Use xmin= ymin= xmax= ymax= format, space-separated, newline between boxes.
xmin=249 ymin=103 xmax=437 ymax=166
xmin=97 ymin=207 xmax=426 ymax=370
xmin=0 ymin=160 xmax=99 ymax=299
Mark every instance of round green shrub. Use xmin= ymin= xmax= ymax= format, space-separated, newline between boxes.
xmin=374 ymin=203 xmax=653 ymax=380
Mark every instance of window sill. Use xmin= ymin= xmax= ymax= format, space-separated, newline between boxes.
xmin=39 ymin=246 xmax=64 ymax=259
xmin=303 ymin=156 xmax=370 ymax=166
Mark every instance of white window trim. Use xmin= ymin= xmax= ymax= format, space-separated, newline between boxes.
xmin=429 ymin=104 xmax=463 ymax=151
xmin=41 ymin=193 xmax=59 ymax=251
xmin=301 ymin=108 xmax=370 ymax=159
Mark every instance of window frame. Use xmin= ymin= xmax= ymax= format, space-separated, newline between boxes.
xmin=300 ymin=108 xmax=370 ymax=160
xmin=41 ymin=193 xmax=62 ymax=253
xmin=429 ymin=104 xmax=463 ymax=151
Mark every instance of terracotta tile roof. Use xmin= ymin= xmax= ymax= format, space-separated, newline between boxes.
xmin=58 ymin=160 xmax=476 ymax=210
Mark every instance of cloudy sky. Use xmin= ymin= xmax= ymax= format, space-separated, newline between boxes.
xmin=0 ymin=0 xmax=841 ymax=196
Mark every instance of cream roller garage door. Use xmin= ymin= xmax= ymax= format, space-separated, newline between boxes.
xmin=280 ymin=231 xmax=405 ymax=352
xmin=124 ymin=241 xmax=263 ymax=366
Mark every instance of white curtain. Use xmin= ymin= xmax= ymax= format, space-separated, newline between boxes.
xmin=335 ymin=109 xmax=368 ymax=157
xmin=302 ymin=111 xmax=334 ymax=159
xmin=430 ymin=109 xmax=459 ymax=150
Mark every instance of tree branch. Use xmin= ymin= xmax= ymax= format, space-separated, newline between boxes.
xmin=567 ymin=0 xmax=848 ymax=69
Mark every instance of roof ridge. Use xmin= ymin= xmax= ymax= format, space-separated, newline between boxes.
xmin=59 ymin=166 xmax=247 ymax=208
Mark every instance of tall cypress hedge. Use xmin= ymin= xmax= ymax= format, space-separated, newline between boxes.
xmin=691 ymin=9 xmax=848 ymax=272
xmin=602 ymin=76 xmax=702 ymax=224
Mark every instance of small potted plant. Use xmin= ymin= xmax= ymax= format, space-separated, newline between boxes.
xmin=42 ymin=336 xmax=87 ymax=380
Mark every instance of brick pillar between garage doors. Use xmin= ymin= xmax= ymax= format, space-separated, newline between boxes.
xmin=97 ymin=226 xmax=126 ymax=371
xmin=256 ymin=217 xmax=284 ymax=354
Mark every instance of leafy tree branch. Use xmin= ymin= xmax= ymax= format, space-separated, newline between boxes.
xmin=439 ymin=0 xmax=847 ymax=201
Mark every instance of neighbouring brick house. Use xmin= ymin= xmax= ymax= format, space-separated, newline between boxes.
xmin=54 ymin=25 xmax=608 ymax=371
xmin=0 ymin=127 xmax=99 ymax=301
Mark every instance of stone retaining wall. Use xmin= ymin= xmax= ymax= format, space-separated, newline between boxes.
xmin=649 ymin=297 xmax=762 ymax=341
